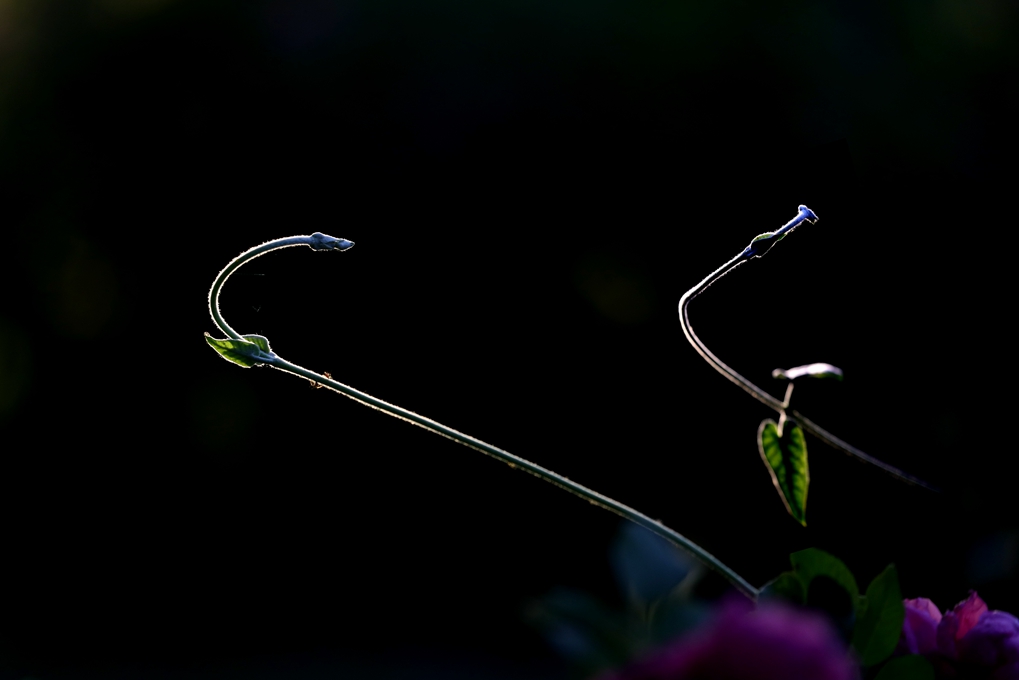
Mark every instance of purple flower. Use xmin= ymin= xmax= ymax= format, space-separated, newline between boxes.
xmin=900 ymin=597 xmax=942 ymax=656
xmin=600 ymin=598 xmax=858 ymax=680
xmin=900 ymin=592 xmax=1019 ymax=679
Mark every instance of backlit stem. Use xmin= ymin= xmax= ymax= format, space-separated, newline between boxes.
xmin=678 ymin=206 xmax=937 ymax=492
xmin=207 ymin=234 xmax=760 ymax=599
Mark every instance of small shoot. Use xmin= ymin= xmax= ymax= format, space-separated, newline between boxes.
xmin=772 ymin=363 xmax=844 ymax=382
xmin=204 ymin=333 xmax=276 ymax=368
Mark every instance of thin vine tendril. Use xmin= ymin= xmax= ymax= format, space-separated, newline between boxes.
xmin=207 ymin=233 xmax=759 ymax=600
xmin=678 ymin=206 xmax=938 ymax=492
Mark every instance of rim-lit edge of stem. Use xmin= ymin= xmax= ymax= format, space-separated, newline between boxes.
xmin=207 ymin=234 xmax=760 ymax=600
xmin=677 ymin=206 xmax=938 ymax=492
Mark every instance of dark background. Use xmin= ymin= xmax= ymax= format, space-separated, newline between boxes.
xmin=0 ymin=0 xmax=1016 ymax=677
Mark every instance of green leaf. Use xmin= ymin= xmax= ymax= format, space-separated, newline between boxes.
xmin=759 ymin=571 xmax=805 ymax=605
xmin=242 ymin=334 xmax=272 ymax=353
xmin=771 ymin=363 xmax=844 ymax=381
xmin=852 ymin=564 xmax=906 ymax=666
xmin=758 ymin=419 xmax=809 ymax=526
xmin=789 ymin=548 xmax=859 ymax=611
xmin=204 ymin=333 xmax=273 ymax=368
xmin=874 ymin=655 xmax=935 ymax=680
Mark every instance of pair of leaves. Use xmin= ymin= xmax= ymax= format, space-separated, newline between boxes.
xmin=761 ymin=549 xmax=906 ymax=667
xmin=758 ymin=418 xmax=809 ymax=525
xmin=204 ymin=333 xmax=275 ymax=368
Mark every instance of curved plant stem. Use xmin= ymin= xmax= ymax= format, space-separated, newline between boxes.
xmin=678 ymin=210 xmax=938 ymax=492
xmin=208 ymin=234 xmax=760 ymax=600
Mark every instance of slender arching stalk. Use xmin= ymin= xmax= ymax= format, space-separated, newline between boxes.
xmin=678 ymin=206 xmax=938 ymax=492
xmin=207 ymin=233 xmax=759 ymax=600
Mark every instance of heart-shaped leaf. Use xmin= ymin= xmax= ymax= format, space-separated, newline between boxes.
xmin=758 ymin=419 xmax=809 ymax=526
xmin=204 ymin=333 xmax=274 ymax=368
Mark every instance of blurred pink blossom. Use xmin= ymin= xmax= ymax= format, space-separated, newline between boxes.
xmin=600 ymin=598 xmax=858 ymax=680
xmin=900 ymin=597 xmax=942 ymax=656
xmin=900 ymin=592 xmax=1019 ymax=679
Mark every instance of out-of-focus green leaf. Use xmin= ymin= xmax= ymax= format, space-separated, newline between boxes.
xmin=853 ymin=565 xmax=906 ymax=666
xmin=759 ymin=571 xmax=805 ymax=605
xmin=789 ymin=548 xmax=859 ymax=613
xmin=758 ymin=419 xmax=809 ymax=526
xmin=204 ymin=333 xmax=273 ymax=368
xmin=771 ymin=363 xmax=844 ymax=381
xmin=874 ymin=655 xmax=935 ymax=680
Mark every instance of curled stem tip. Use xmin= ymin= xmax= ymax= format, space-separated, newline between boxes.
xmin=310 ymin=232 xmax=355 ymax=251
xmin=205 ymin=230 xmax=760 ymax=601
xmin=681 ymin=205 xmax=938 ymax=492
xmin=741 ymin=204 xmax=819 ymax=259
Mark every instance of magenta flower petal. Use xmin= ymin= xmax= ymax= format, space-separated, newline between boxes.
xmin=956 ymin=610 xmax=1019 ymax=678
xmin=955 ymin=592 xmax=990 ymax=640
xmin=901 ymin=598 xmax=942 ymax=656
xmin=602 ymin=598 xmax=858 ymax=680
xmin=938 ymin=592 xmax=989 ymax=659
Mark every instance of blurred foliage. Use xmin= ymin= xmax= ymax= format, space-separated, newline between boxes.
xmin=528 ymin=522 xmax=709 ymax=679
xmin=530 ymin=536 xmax=911 ymax=678
xmin=762 ymin=548 xmax=907 ymax=670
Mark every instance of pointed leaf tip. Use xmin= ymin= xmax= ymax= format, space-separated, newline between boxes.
xmin=241 ymin=334 xmax=272 ymax=353
xmin=204 ymin=333 xmax=274 ymax=368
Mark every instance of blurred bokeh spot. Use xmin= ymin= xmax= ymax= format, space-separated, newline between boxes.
xmin=261 ymin=0 xmax=354 ymax=56
xmin=95 ymin=0 xmax=175 ymax=16
xmin=968 ymin=530 xmax=1019 ymax=587
xmin=27 ymin=228 xmax=119 ymax=339
xmin=933 ymin=413 xmax=961 ymax=449
xmin=190 ymin=376 xmax=257 ymax=466
xmin=0 ymin=318 xmax=32 ymax=416
xmin=574 ymin=254 xmax=656 ymax=325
